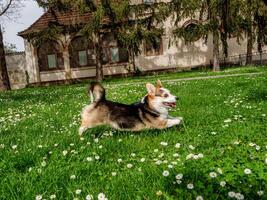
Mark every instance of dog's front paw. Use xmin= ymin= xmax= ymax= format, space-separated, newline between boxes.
xmin=177 ymin=117 xmax=183 ymax=122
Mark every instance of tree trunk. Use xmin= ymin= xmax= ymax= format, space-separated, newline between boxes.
xmin=128 ymin=49 xmax=136 ymax=73
xmin=0 ymin=25 xmax=11 ymax=91
xmin=213 ymin=29 xmax=220 ymax=71
xmin=93 ymin=32 xmax=103 ymax=82
xmin=246 ymin=2 xmax=253 ymax=65
xmin=246 ymin=24 xmax=253 ymax=65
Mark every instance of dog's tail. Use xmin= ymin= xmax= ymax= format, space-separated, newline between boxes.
xmin=88 ymin=82 xmax=106 ymax=104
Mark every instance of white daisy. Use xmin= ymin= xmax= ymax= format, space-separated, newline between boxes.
xmin=176 ymin=180 xmax=182 ymax=184
xmin=160 ymin=142 xmax=168 ymax=146
xmin=87 ymin=157 xmax=93 ymax=162
xmin=244 ymin=168 xmax=252 ymax=174
xmin=62 ymin=150 xmax=68 ymax=156
xmin=224 ymin=119 xmax=232 ymax=123
xmin=257 ymin=191 xmax=264 ymax=196
xmin=175 ymin=143 xmax=181 ymax=148
xmin=127 ymin=163 xmax=133 ymax=168
xmin=197 ymin=153 xmax=204 ymax=158
xmin=140 ymin=158 xmax=145 ymax=162
xmin=187 ymin=183 xmax=194 ymax=189
xmin=196 ymin=196 xmax=203 ymax=200
xmin=12 ymin=145 xmax=17 ymax=150
xmin=186 ymin=154 xmax=194 ymax=160
xmin=86 ymin=194 xmax=93 ymax=200
xmin=235 ymin=193 xmax=244 ymax=200
xmin=217 ymin=168 xmax=223 ymax=174
xmin=75 ymin=189 xmax=82 ymax=195
xmin=220 ymin=181 xmax=226 ymax=187
xmin=154 ymin=149 xmax=159 ymax=152
xmin=156 ymin=190 xmax=163 ymax=196
xmin=249 ymin=142 xmax=255 ymax=147
xmin=50 ymin=194 xmax=56 ymax=199
xmin=228 ymin=191 xmax=235 ymax=198
xmin=175 ymin=174 xmax=183 ymax=180
xmin=168 ymin=164 xmax=173 ymax=169
xmin=98 ymin=193 xmax=106 ymax=200
xmin=41 ymin=161 xmax=46 ymax=167
xmin=158 ymin=153 xmax=164 ymax=158
xmin=70 ymin=175 xmax=76 ymax=180
xmin=95 ymin=155 xmax=100 ymax=160
xmin=94 ymin=138 xmax=99 ymax=143
xmin=131 ymin=153 xmax=136 ymax=157
xmin=117 ymin=158 xmax=122 ymax=163
xmin=155 ymin=160 xmax=162 ymax=165
xmin=111 ymin=172 xmax=117 ymax=176
xmin=173 ymin=153 xmax=179 ymax=158
xmin=36 ymin=195 xmax=42 ymax=200
xmin=209 ymin=172 xmax=217 ymax=178
xmin=189 ymin=145 xmax=195 ymax=150
xmin=162 ymin=170 xmax=169 ymax=177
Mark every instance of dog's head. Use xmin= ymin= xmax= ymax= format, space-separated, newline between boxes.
xmin=145 ymin=80 xmax=178 ymax=114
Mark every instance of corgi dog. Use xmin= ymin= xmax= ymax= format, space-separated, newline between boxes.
xmin=79 ymin=80 xmax=183 ymax=136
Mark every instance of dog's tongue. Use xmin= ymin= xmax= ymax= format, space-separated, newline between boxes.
xmin=165 ymin=102 xmax=176 ymax=108
xmin=170 ymin=102 xmax=176 ymax=108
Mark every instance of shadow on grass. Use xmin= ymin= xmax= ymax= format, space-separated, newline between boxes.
xmin=247 ymin=82 xmax=267 ymax=102
xmin=82 ymin=125 xmax=185 ymax=139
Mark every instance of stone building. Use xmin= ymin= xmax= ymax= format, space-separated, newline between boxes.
xmin=12 ymin=2 xmax=266 ymax=88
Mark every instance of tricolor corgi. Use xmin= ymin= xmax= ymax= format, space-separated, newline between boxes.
xmin=79 ymin=80 xmax=183 ymax=135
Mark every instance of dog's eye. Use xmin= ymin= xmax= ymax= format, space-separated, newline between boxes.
xmin=164 ymin=94 xmax=169 ymax=98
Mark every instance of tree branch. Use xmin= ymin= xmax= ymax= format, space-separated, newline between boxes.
xmin=0 ymin=0 xmax=13 ymax=17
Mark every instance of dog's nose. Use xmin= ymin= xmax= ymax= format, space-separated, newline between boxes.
xmin=175 ymin=96 xmax=179 ymax=101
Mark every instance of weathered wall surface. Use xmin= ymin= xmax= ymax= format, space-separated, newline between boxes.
xmin=5 ymin=52 xmax=27 ymax=90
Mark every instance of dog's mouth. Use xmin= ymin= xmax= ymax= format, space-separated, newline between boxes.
xmin=163 ymin=102 xmax=176 ymax=108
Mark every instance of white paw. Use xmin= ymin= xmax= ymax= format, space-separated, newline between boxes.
xmin=78 ymin=126 xmax=86 ymax=136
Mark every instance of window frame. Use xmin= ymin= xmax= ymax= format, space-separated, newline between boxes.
xmin=47 ymin=54 xmax=58 ymax=69
xmin=144 ymin=37 xmax=163 ymax=57
xmin=102 ymin=34 xmax=128 ymax=65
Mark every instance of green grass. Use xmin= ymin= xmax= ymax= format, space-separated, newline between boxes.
xmin=0 ymin=67 xmax=267 ymax=200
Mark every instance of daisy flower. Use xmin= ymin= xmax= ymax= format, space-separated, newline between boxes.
xmin=162 ymin=170 xmax=169 ymax=177
xmin=209 ymin=172 xmax=217 ymax=178
xmin=196 ymin=196 xmax=203 ymax=200
xmin=36 ymin=195 xmax=42 ymax=200
xmin=98 ymin=193 xmax=106 ymax=200
xmin=220 ymin=181 xmax=226 ymax=187
xmin=75 ymin=189 xmax=82 ymax=195
xmin=175 ymin=143 xmax=181 ymax=148
xmin=187 ymin=183 xmax=194 ymax=189
xmin=175 ymin=174 xmax=183 ymax=180
xmin=86 ymin=194 xmax=93 ymax=200
xmin=244 ymin=168 xmax=252 ymax=174
xmin=127 ymin=164 xmax=133 ymax=168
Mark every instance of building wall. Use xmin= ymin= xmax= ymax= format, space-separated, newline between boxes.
xmin=5 ymin=52 xmax=28 ymax=90
xmin=19 ymin=17 xmax=267 ymax=88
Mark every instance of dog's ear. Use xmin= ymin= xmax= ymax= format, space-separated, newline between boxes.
xmin=146 ymin=83 xmax=156 ymax=96
xmin=156 ymin=79 xmax=163 ymax=88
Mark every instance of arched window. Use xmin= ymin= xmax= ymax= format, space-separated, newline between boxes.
xmin=182 ymin=20 xmax=201 ymax=42
xmin=37 ymin=41 xmax=64 ymax=71
xmin=102 ymin=33 xmax=128 ymax=64
xmin=69 ymin=36 xmax=95 ymax=68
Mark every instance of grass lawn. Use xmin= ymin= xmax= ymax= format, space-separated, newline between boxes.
xmin=0 ymin=67 xmax=267 ymax=200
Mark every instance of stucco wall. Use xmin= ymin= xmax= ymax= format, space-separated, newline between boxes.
xmin=5 ymin=52 xmax=28 ymax=90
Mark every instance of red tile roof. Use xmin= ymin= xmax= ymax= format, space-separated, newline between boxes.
xmin=18 ymin=9 xmax=95 ymax=37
